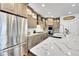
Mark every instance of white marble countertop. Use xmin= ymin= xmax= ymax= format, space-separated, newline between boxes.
xmin=30 ymin=34 xmax=79 ymax=56
xmin=27 ymin=32 xmax=47 ymax=37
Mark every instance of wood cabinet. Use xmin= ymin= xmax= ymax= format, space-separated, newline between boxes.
xmin=47 ymin=19 xmax=53 ymax=25
xmin=27 ymin=33 xmax=48 ymax=49
xmin=0 ymin=3 xmax=27 ymax=17
xmin=28 ymin=15 xmax=37 ymax=28
xmin=42 ymin=20 xmax=46 ymax=30
xmin=0 ymin=3 xmax=15 ymax=13
xmin=15 ymin=3 xmax=27 ymax=16
xmin=53 ymin=19 xmax=60 ymax=33
xmin=39 ymin=20 xmax=43 ymax=28
xmin=42 ymin=33 xmax=48 ymax=40
xmin=27 ymin=35 xmax=41 ymax=49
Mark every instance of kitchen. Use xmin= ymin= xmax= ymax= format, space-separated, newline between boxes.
xmin=0 ymin=3 xmax=79 ymax=56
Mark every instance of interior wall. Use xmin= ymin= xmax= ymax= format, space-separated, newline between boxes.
xmin=60 ymin=13 xmax=79 ymax=35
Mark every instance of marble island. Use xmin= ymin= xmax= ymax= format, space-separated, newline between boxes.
xmin=27 ymin=32 xmax=48 ymax=37
xmin=30 ymin=33 xmax=79 ymax=56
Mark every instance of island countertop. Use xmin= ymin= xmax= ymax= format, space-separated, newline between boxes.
xmin=30 ymin=34 xmax=79 ymax=56
xmin=27 ymin=32 xmax=48 ymax=37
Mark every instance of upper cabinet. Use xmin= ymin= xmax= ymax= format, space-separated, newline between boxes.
xmin=0 ymin=3 xmax=27 ymax=17
xmin=28 ymin=15 xmax=37 ymax=28
xmin=27 ymin=7 xmax=32 ymax=16
xmin=39 ymin=20 xmax=43 ymax=28
xmin=27 ymin=6 xmax=37 ymax=28
xmin=53 ymin=18 xmax=60 ymax=33
xmin=46 ymin=18 xmax=53 ymax=26
xmin=42 ymin=19 xmax=46 ymax=30
xmin=15 ymin=3 xmax=27 ymax=17
xmin=0 ymin=3 xmax=15 ymax=13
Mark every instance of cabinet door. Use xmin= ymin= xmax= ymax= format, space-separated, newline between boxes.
xmin=14 ymin=3 xmax=27 ymax=17
xmin=19 ymin=4 xmax=27 ymax=17
xmin=18 ymin=4 xmax=27 ymax=17
xmin=1 ymin=3 xmax=14 ymax=13
xmin=28 ymin=36 xmax=36 ymax=49
xmin=14 ymin=3 xmax=18 ymax=15
xmin=28 ymin=35 xmax=42 ymax=49
xmin=53 ymin=20 xmax=60 ymax=33
xmin=42 ymin=21 xmax=46 ymax=30
xmin=36 ymin=35 xmax=42 ymax=43
xmin=44 ymin=33 xmax=48 ymax=39
xmin=0 ymin=3 xmax=27 ymax=17
xmin=28 ymin=15 xmax=37 ymax=28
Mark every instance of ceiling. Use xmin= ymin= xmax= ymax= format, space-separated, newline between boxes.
xmin=28 ymin=3 xmax=79 ymax=17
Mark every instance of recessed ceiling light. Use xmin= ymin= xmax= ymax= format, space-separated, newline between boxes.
xmin=67 ymin=52 xmax=71 ymax=55
xmin=41 ymin=4 xmax=45 ymax=7
xmin=47 ymin=52 xmax=50 ymax=55
xmin=72 ymin=4 xmax=76 ymax=7
xmin=68 ymin=12 xmax=72 ymax=14
xmin=48 ymin=12 xmax=51 ymax=14
xmin=51 ymin=47 xmax=54 ymax=49
xmin=51 ymin=16 xmax=54 ymax=17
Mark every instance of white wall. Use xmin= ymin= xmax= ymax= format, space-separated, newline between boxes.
xmin=60 ymin=13 xmax=79 ymax=35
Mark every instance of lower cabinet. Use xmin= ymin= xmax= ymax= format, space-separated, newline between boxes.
xmin=0 ymin=3 xmax=15 ymax=13
xmin=27 ymin=33 xmax=48 ymax=49
xmin=42 ymin=33 xmax=48 ymax=39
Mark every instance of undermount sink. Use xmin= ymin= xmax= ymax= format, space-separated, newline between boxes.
xmin=52 ymin=33 xmax=64 ymax=38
